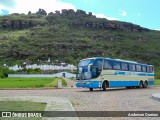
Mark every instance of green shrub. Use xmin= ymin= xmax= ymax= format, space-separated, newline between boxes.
xmin=0 ymin=67 xmax=9 ymax=78
xmin=155 ymin=72 xmax=160 ymax=79
xmin=62 ymin=79 xmax=67 ymax=86
xmin=26 ymin=68 xmax=43 ymax=74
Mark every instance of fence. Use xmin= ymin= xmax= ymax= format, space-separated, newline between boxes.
xmin=8 ymin=72 xmax=76 ymax=78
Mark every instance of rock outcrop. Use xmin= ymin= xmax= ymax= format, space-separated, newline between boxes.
xmin=0 ymin=19 xmax=46 ymax=29
xmin=0 ymin=8 xmax=150 ymax=32
xmin=36 ymin=8 xmax=47 ymax=15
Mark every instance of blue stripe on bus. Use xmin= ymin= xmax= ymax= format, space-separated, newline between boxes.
xmin=115 ymin=72 xmax=125 ymax=75
xmin=76 ymin=80 xmax=154 ymax=88
xmin=110 ymin=81 xmax=139 ymax=87
xmin=147 ymin=74 xmax=154 ymax=76
xmin=110 ymin=80 xmax=154 ymax=87
xmin=76 ymin=81 xmax=102 ymax=88
xmin=103 ymin=72 xmax=154 ymax=76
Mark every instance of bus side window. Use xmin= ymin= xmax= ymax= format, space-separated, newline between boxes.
xmin=113 ymin=61 xmax=121 ymax=70
xmin=121 ymin=63 xmax=128 ymax=71
xmin=136 ymin=65 xmax=142 ymax=72
xmin=147 ymin=66 xmax=150 ymax=73
xmin=142 ymin=66 xmax=147 ymax=72
xmin=103 ymin=60 xmax=113 ymax=70
xmin=151 ymin=66 xmax=154 ymax=73
xmin=147 ymin=66 xmax=153 ymax=73
xmin=94 ymin=59 xmax=103 ymax=71
xmin=129 ymin=64 xmax=136 ymax=71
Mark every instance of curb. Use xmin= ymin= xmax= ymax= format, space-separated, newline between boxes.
xmin=0 ymin=87 xmax=77 ymax=90
xmin=152 ymin=93 xmax=160 ymax=99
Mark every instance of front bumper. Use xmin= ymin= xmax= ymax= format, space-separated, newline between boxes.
xmin=76 ymin=81 xmax=102 ymax=88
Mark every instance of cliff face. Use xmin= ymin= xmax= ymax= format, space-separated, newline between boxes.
xmin=0 ymin=9 xmax=160 ymax=70
xmin=0 ymin=9 xmax=149 ymax=31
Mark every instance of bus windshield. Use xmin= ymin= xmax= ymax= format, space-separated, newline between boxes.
xmin=77 ymin=59 xmax=103 ymax=80
xmin=79 ymin=59 xmax=94 ymax=66
xmin=77 ymin=59 xmax=94 ymax=80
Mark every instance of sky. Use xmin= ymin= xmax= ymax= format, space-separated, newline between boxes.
xmin=0 ymin=0 xmax=160 ymax=30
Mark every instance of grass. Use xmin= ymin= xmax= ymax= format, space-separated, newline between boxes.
xmin=0 ymin=101 xmax=46 ymax=111
xmin=70 ymin=77 xmax=76 ymax=81
xmin=155 ymin=79 xmax=160 ymax=85
xmin=44 ymin=77 xmax=67 ymax=87
xmin=0 ymin=101 xmax=46 ymax=120
xmin=0 ymin=77 xmax=67 ymax=88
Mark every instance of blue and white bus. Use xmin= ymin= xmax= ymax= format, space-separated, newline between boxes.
xmin=76 ymin=57 xmax=154 ymax=91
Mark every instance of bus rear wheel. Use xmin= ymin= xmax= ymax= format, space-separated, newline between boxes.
xmin=139 ymin=81 xmax=143 ymax=88
xmin=89 ymin=88 xmax=93 ymax=91
xmin=126 ymin=86 xmax=131 ymax=89
xmin=143 ymin=81 xmax=148 ymax=88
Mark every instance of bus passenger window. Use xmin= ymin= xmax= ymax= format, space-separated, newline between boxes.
xmin=147 ymin=66 xmax=153 ymax=73
xmin=94 ymin=59 xmax=103 ymax=71
xmin=147 ymin=66 xmax=150 ymax=73
xmin=142 ymin=66 xmax=146 ymax=72
xmin=136 ymin=65 xmax=142 ymax=72
xmin=113 ymin=61 xmax=121 ymax=70
xmin=129 ymin=64 xmax=136 ymax=71
xmin=150 ymin=66 xmax=154 ymax=73
xmin=121 ymin=63 xmax=128 ymax=71
xmin=103 ymin=60 xmax=112 ymax=69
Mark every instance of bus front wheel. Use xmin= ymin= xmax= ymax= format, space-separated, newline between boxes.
xmin=102 ymin=81 xmax=108 ymax=91
xmin=89 ymin=88 xmax=93 ymax=91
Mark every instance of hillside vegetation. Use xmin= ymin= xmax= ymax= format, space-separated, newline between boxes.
xmin=0 ymin=9 xmax=160 ymax=71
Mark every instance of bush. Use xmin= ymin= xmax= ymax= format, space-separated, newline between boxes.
xmin=0 ymin=67 xmax=9 ymax=78
xmin=27 ymin=68 xmax=43 ymax=74
xmin=155 ymin=72 xmax=160 ymax=79
xmin=62 ymin=79 xmax=67 ymax=86
xmin=3 ymin=73 xmax=8 ymax=78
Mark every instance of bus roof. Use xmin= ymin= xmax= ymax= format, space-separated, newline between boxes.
xmin=80 ymin=57 xmax=153 ymax=66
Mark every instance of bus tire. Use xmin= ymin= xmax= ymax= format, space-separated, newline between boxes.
xmin=102 ymin=81 xmax=108 ymax=91
xmin=139 ymin=81 xmax=143 ymax=88
xmin=89 ymin=88 xmax=93 ymax=91
xmin=143 ymin=81 xmax=148 ymax=88
xmin=126 ymin=86 xmax=131 ymax=89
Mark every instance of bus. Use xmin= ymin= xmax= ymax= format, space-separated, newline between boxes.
xmin=76 ymin=57 xmax=154 ymax=91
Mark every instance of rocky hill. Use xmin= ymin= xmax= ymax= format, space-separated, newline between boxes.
xmin=0 ymin=9 xmax=160 ymax=70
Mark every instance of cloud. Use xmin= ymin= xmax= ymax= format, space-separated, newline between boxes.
xmin=121 ymin=10 xmax=127 ymax=16
xmin=119 ymin=9 xmax=127 ymax=16
xmin=155 ymin=28 xmax=160 ymax=31
xmin=95 ymin=13 xmax=118 ymax=20
xmin=1 ymin=0 xmax=77 ymax=14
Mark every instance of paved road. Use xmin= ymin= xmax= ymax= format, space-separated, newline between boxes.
xmin=64 ymin=78 xmax=76 ymax=87
xmin=0 ymin=86 xmax=160 ymax=120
